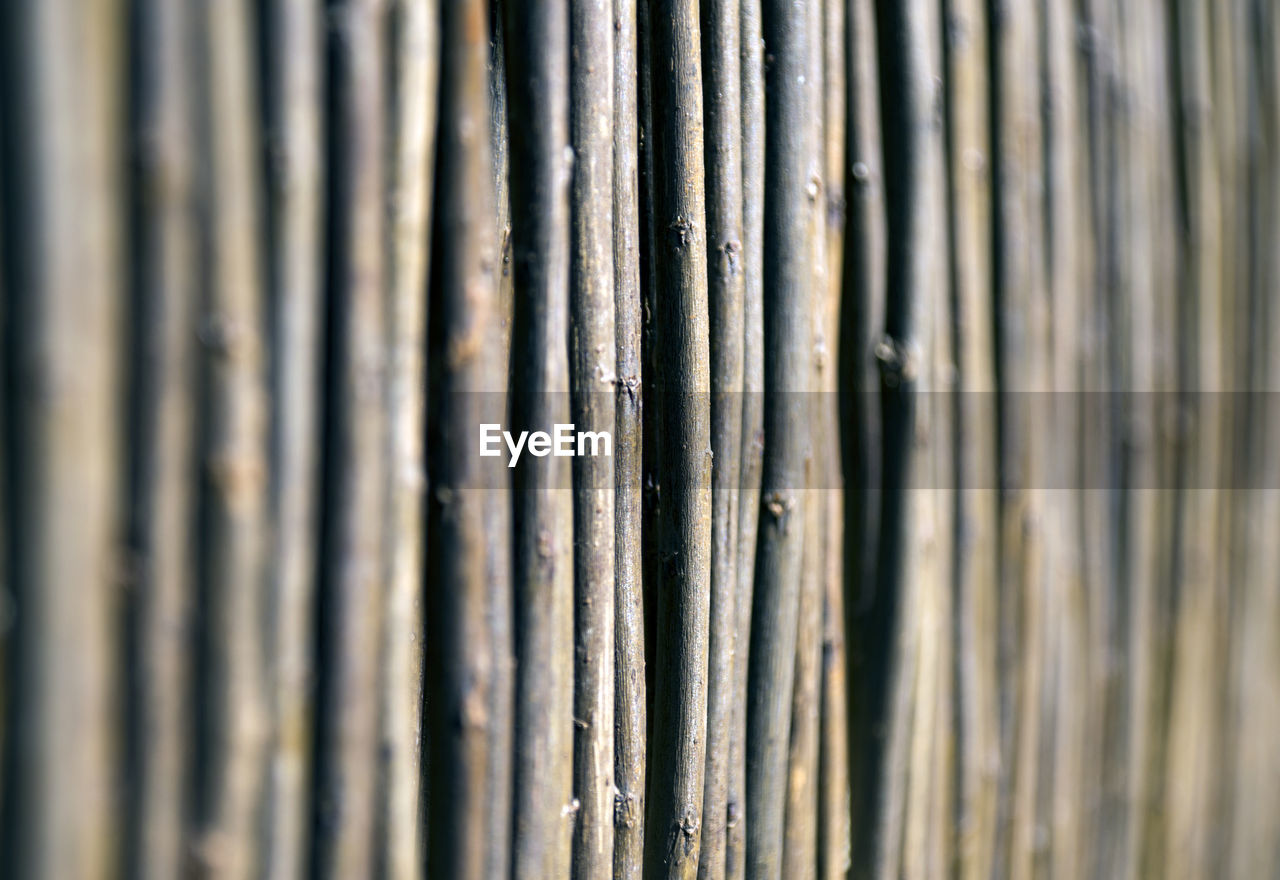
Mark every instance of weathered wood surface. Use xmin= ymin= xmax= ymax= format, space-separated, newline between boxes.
xmin=0 ymin=2 xmax=1276 ymax=878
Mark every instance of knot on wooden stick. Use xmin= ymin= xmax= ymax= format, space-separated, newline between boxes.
xmin=676 ymin=808 xmax=701 ymax=857
xmin=875 ymin=335 xmax=917 ymax=388
xmin=764 ymin=490 xmax=797 ymax=534
xmin=667 ymin=215 xmax=695 ymax=251
xmin=614 ymin=788 xmax=641 ymax=829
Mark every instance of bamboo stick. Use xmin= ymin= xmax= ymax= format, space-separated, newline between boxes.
xmin=1165 ymin=1 xmax=1243 ymax=877
xmin=816 ymin=5 xmax=851 ymax=864
xmin=744 ymin=1 xmax=810 ymax=876
xmin=843 ymin=0 xmax=937 ymax=872
xmin=424 ymin=1 xmax=510 ymax=879
xmin=1225 ymin=9 xmax=1280 ymax=877
xmin=483 ymin=10 xmax=516 ymax=878
xmin=1202 ymin=6 xmax=1253 ymax=875
xmin=614 ymin=1 xmax=649 ymax=876
xmin=727 ymin=1 xmax=765 ymax=876
xmin=817 ymin=573 xmax=851 ymax=880
xmin=191 ymin=0 xmax=272 ymax=874
xmin=1042 ymin=0 xmax=1091 ymax=875
xmin=503 ymin=0 xmax=577 ymax=874
xmin=699 ymin=0 xmax=745 ymax=875
xmin=785 ymin=516 xmax=823 ymax=880
xmin=0 ymin=86 xmax=8 ymax=845
xmin=569 ymin=0 xmax=618 ymax=876
xmin=988 ymin=0 xmax=1049 ymax=873
xmin=817 ymin=2 xmax=850 ymax=866
xmin=1107 ymin=3 xmax=1176 ymax=877
xmin=1146 ymin=1 xmax=1185 ymax=872
xmin=313 ymin=1 xmax=388 ymax=876
xmin=783 ymin=1 xmax=829 ymax=872
xmin=900 ymin=0 xmax=951 ymax=873
xmin=260 ymin=0 xmax=325 ymax=875
xmin=1 ymin=0 xmax=125 ymax=875
xmin=1072 ymin=3 xmax=1127 ymax=875
xmin=939 ymin=0 xmax=998 ymax=874
xmin=377 ymin=1 xmax=437 ymax=877
xmin=124 ymin=0 xmax=197 ymax=875
xmin=637 ymin=0 xmax=662 ymax=740
xmin=642 ymin=1 xmax=714 ymax=877
xmin=840 ymin=0 xmax=887 ymax=868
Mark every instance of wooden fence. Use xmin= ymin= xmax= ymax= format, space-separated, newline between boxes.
xmin=0 ymin=0 xmax=1277 ymax=878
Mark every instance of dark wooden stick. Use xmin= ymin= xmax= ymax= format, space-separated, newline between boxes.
xmin=313 ymin=0 xmax=388 ymax=876
xmin=845 ymin=0 xmax=941 ymax=871
xmin=642 ymin=1 xmax=714 ymax=878
xmin=637 ymin=0 xmax=662 ymax=745
xmin=744 ymin=1 xmax=810 ymax=876
xmin=503 ymin=0 xmax=577 ymax=874
xmin=614 ymin=0 xmax=649 ymax=876
xmin=839 ymin=0 xmax=886 ymax=860
xmin=424 ymin=1 xmax=509 ymax=879
xmin=0 ymin=53 xmax=8 ymax=859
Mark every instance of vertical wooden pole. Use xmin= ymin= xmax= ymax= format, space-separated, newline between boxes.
xmin=503 ymin=0 xmax=577 ymax=874
xmin=643 ymin=1 xmax=713 ymax=877
xmin=570 ymin=0 xmax=618 ymax=876
xmin=261 ymin=0 xmax=326 ymax=875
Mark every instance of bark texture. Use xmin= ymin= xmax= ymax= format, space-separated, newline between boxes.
xmin=0 ymin=4 xmax=1276 ymax=880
